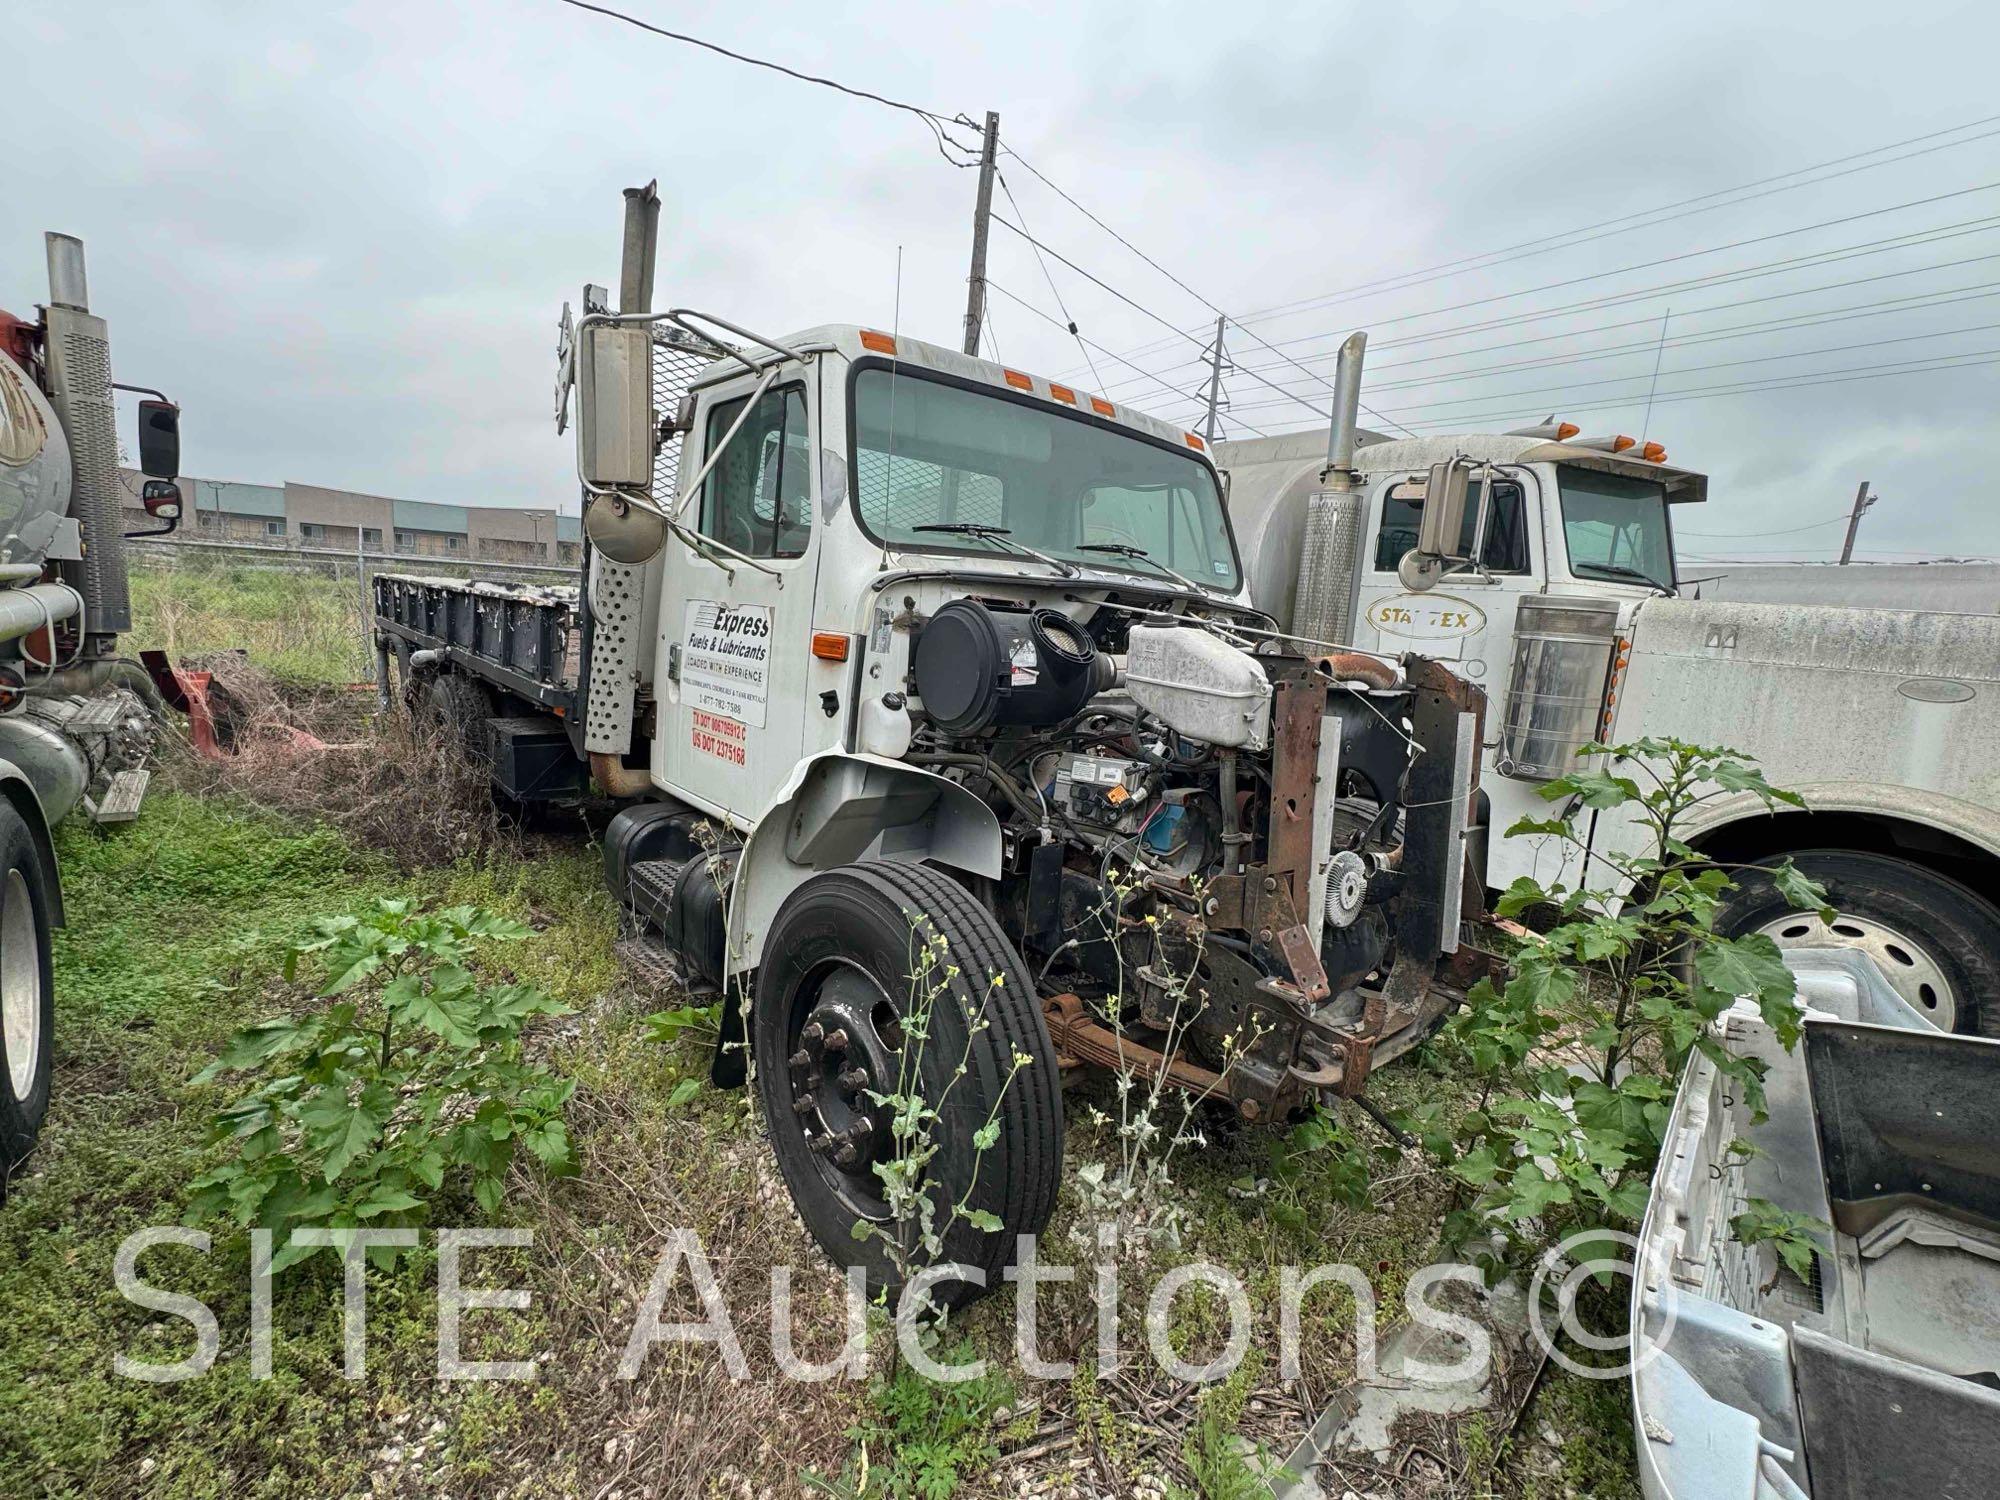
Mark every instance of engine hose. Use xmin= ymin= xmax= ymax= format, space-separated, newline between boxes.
xmin=26 ymin=656 xmax=167 ymax=715
xmin=1316 ymin=652 xmax=1401 ymax=691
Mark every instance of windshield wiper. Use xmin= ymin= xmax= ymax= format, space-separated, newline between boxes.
xmin=911 ymin=523 xmax=1079 ymax=578
xmin=1075 ymin=542 xmax=1214 ymax=597
xmin=1580 ymin=562 xmax=1675 ymax=597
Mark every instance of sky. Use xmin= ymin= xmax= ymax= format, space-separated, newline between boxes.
xmin=9 ymin=0 xmax=1998 ymax=565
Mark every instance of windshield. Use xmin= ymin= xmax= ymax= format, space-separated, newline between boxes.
xmin=850 ymin=365 xmax=1240 ymax=590
xmin=1558 ymin=465 xmax=1674 ymax=589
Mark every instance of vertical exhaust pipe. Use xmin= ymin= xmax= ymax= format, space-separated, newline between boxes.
xmin=619 ymin=182 xmax=661 ymax=317
xmin=39 ymin=233 xmax=132 ymax=642
xmin=1323 ymin=331 xmax=1367 ymax=482
xmin=1291 ymin=333 xmax=1368 ymax=647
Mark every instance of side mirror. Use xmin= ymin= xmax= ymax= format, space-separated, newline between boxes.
xmin=1415 ymin=459 xmax=1470 ymax=557
xmin=141 ymin=479 xmax=182 ymax=523
xmin=1394 ymin=459 xmax=1472 ymax=592
xmin=137 ymin=398 xmax=180 ymax=479
xmin=576 ymin=322 xmax=654 ymax=489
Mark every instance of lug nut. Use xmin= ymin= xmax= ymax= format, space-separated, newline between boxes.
xmin=838 ymin=1067 xmax=869 ymax=1092
xmin=789 ymin=1049 xmax=812 ymax=1069
xmin=834 ymin=1143 xmax=859 ymax=1166
xmin=809 ymin=1134 xmax=834 ymax=1154
xmin=801 ymin=1021 xmax=824 ymax=1049
xmin=791 ymin=1096 xmax=815 ymax=1115
xmin=822 ymin=1027 xmax=850 ymax=1052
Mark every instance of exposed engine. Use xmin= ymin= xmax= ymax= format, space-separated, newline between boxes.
xmin=905 ymin=591 xmax=1488 ymax=1118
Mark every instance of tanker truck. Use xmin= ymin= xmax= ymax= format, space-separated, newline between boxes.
xmin=1222 ymin=333 xmax=2000 ymax=1036
xmin=0 ymin=233 xmax=175 ymax=1176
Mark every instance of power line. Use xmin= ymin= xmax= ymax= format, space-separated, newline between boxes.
xmin=1358 ymin=279 xmax=2000 ymax=391
xmin=551 ymin=0 xmax=982 ymax=166
xmin=1235 ymin=318 xmax=2000 ymax=419
xmin=1678 ymin=514 xmax=1852 ymax=538
xmin=1394 ymin=347 xmax=2000 ymax=430
xmin=995 ymin=171 xmax=1102 ymax=387
xmin=1228 ymin=122 xmax=2000 ymax=332
xmin=1084 ymin=110 xmax=2000 ymax=369
xmin=1103 ymin=212 xmax=2000 ymax=398
xmin=988 ymin=218 xmax=1350 ymax=432
xmin=1001 ymin=145 xmax=1225 ymax=316
xmin=986 ymin=278 xmax=1269 ymax=435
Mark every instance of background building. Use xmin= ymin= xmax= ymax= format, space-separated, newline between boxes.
xmin=122 ymin=471 xmax=583 ymax=565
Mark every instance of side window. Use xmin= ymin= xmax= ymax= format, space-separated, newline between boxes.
xmin=1371 ymin=479 xmax=1529 ymax=574
xmin=700 ymin=386 xmax=811 ymax=559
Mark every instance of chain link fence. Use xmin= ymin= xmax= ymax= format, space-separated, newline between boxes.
xmin=127 ymin=537 xmax=576 ymax=685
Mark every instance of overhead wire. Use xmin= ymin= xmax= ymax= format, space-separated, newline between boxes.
xmin=1086 ymin=110 xmax=2000 ymax=368
xmin=996 ymin=170 xmax=1102 ymax=388
xmin=1229 ymin=317 xmax=2000 ymax=418
xmin=1392 ymin=347 xmax=2000 ymax=430
xmin=1101 ymin=212 xmax=2000 ymax=400
xmin=986 ymin=279 xmax=1270 ymax=434
xmin=551 ymin=0 xmax=984 ymax=166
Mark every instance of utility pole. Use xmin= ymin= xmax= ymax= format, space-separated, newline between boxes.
xmin=961 ymin=110 xmax=1000 ymax=357
xmin=1838 ymin=479 xmax=1877 ymax=564
xmin=1199 ymin=314 xmax=1228 ymax=444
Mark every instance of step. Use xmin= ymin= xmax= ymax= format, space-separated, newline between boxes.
xmin=625 ymin=857 xmax=682 ymax=934
xmin=89 ymin=768 xmax=151 ymax=824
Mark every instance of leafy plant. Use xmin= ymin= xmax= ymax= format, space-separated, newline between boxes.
xmin=803 ymin=1348 xmax=1013 ymax=1500
xmin=850 ymin=929 xmax=1031 ymax=1296
xmin=186 ymin=897 xmax=576 ymax=1269
xmin=1429 ymin=739 xmax=1829 ymax=1270
xmin=1732 ymin=1196 xmax=1827 ymax=1283
xmin=1233 ymin=1105 xmax=1387 ymax=1232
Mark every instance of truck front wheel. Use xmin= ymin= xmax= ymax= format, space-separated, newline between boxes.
xmin=1717 ymin=850 xmax=2000 ymax=1037
xmin=0 ymin=802 xmax=56 ymax=1180
xmin=751 ymin=860 xmax=1062 ymax=1305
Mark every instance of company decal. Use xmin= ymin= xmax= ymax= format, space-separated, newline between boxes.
xmin=1364 ymin=593 xmax=1487 ymax=641
xmin=690 ymin=709 xmax=748 ymax=766
xmin=683 ymin=600 xmax=772 ymax=729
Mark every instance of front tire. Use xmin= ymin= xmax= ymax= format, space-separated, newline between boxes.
xmin=752 ymin=860 xmax=1062 ymax=1304
xmin=1716 ymin=850 xmax=2000 ymax=1036
xmin=0 ymin=802 xmax=56 ymax=1179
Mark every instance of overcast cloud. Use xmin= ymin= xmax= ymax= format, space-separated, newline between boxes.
xmin=9 ymin=0 xmax=1997 ymax=563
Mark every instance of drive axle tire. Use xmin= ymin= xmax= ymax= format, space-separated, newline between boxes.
xmin=408 ymin=670 xmax=494 ymax=762
xmin=752 ymin=860 xmax=1062 ymax=1305
xmin=1716 ymin=849 xmax=2000 ymax=1037
xmin=0 ymin=803 xmax=56 ymax=1178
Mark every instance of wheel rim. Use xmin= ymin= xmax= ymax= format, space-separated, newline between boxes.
xmin=783 ymin=961 xmax=909 ymax=1221
xmin=1755 ymin=909 xmax=1959 ymax=1030
xmin=2 ymin=869 xmax=41 ymax=1101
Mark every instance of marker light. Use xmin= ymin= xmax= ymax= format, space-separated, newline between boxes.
xmin=1633 ymin=441 xmax=1667 ymax=463
xmin=1505 ymin=420 xmax=1582 ymax=441
xmin=859 ymin=330 xmax=897 ymax=354
xmin=1049 ymin=383 xmax=1077 ymax=405
xmin=1090 ymin=397 xmax=1115 ymax=417
xmin=1003 ymin=369 xmax=1034 ymax=391
xmin=811 ymin=632 xmax=851 ymax=662
xmin=1184 ymin=433 xmax=1205 ymax=451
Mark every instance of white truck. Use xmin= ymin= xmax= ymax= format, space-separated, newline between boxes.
xmin=1222 ymin=334 xmax=2000 ymax=1037
xmin=375 ymin=187 xmax=1500 ymax=1295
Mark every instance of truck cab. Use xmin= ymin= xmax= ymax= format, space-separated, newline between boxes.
xmin=1221 ymin=420 xmax=2000 ymax=1036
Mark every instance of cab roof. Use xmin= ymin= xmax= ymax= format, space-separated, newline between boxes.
xmin=737 ymin=324 xmax=1219 ymax=461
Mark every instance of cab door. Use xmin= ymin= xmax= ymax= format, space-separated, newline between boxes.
xmin=655 ymin=370 xmax=819 ymax=826
xmin=1350 ymin=467 xmax=1546 ymax=703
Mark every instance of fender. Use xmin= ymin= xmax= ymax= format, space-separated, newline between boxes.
xmin=1682 ymin=779 xmax=2000 ymax=864
xmin=726 ymin=750 xmax=1002 ymax=978
xmin=0 ymin=760 xmax=64 ymax=927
